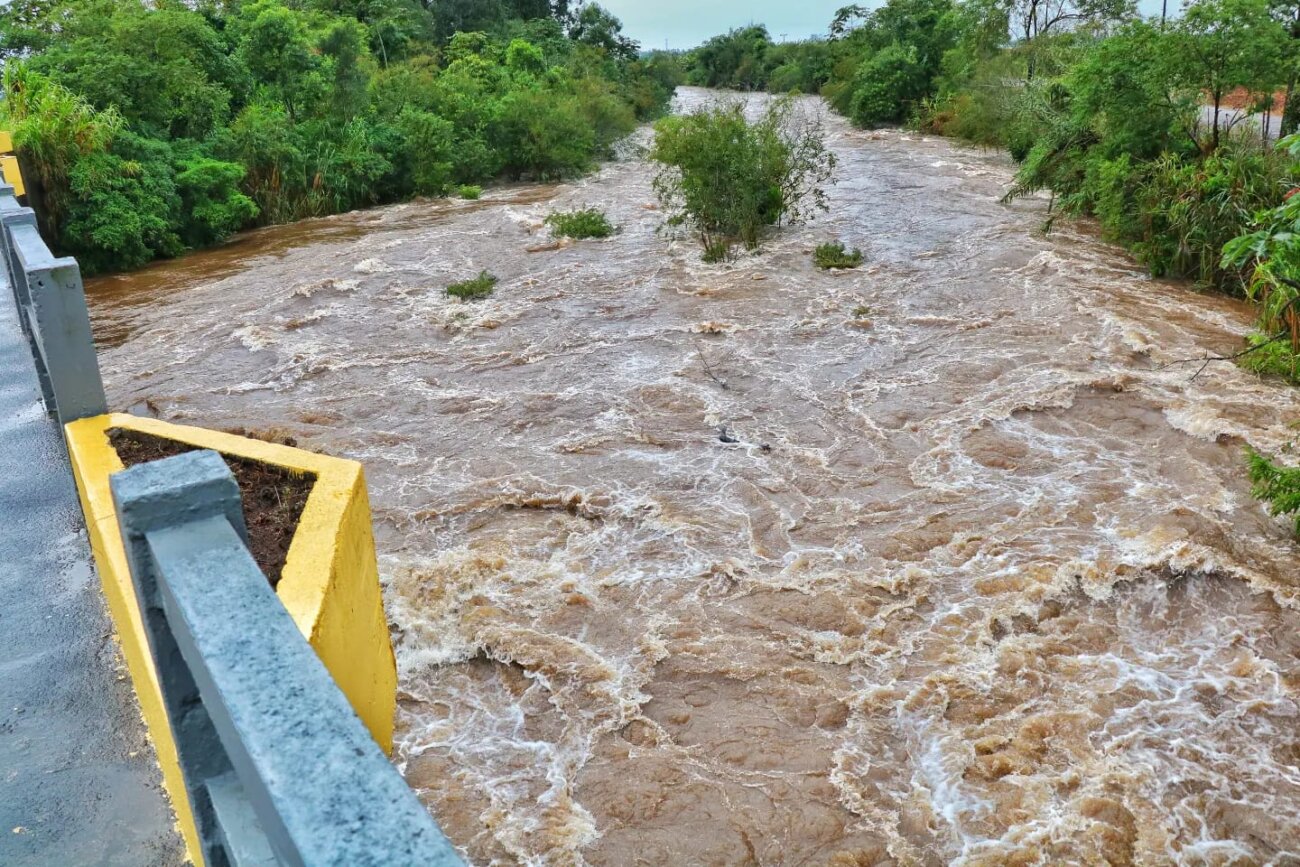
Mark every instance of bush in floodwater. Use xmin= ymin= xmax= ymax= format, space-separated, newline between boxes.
xmin=650 ymin=98 xmax=835 ymax=261
xmin=446 ymin=270 xmax=498 ymax=300
xmin=457 ymin=185 xmax=483 ymax=200
xmin=702 ymin=239 xmax=733 ymax=263
xmin=544 ymin=207 xmax=616 ymax=239
xmin=814 ymin=241 xmax=864 ymax=270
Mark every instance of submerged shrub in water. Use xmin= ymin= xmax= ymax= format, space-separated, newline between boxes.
xmin=702 ymin=239 xmax=733 ymax=263
xmin=457 ymin=185 xmax=483 ymax=200
xmin=814 ymin=241 xmax=864 ymax=269
xmin=544 ymin=208 xmax=616 ymax=239
xmin=650 ymin=98 xmax=835 ymax=260
xmin=446 ymin=270 xmax=498 ymax=300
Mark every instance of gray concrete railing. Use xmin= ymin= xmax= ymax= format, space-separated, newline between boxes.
xmin=0 ymin=182 xmax=106 ymax=425
xmin=110 ymin=449 xmax=463 ymax=866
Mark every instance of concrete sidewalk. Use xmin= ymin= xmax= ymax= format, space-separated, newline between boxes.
xmin=0 ymin=272 xmax=182 ymax=864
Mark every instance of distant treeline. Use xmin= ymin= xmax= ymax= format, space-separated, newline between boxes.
xmin=0 ymin=0 xmax=684 ymax=274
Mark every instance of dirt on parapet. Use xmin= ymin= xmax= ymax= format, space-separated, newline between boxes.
xmin=108 ymin=429 xmax=316 ymax=588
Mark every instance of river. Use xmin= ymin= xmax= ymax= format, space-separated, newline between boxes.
xmin=85 ymin=89 xmax=1300 ymax=865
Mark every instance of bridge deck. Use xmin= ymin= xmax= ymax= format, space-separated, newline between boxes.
xmin=0 ymin=271 xmax=182 ymax=864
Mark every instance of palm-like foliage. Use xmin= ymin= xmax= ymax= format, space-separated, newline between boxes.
xmin=2 ymin=62 xmax=121 ymax=232
xmin=1224 ymin=135 xmax=1300 ymax=348
xmin=1248 ymin=447 xmax=1300 ymax=535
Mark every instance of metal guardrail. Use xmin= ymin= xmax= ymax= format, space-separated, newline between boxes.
xmin=0 ymin=181 xmax=106 ymax=425
xmin=111 ymin=450 xmax=463 ymax=867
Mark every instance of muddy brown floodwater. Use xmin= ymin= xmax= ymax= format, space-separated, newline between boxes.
xmin=86 ymin=89 xmax=1300 ymax=865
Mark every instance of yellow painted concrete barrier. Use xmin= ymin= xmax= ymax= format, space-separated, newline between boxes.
xmin=0 ymin=132 xmax=26 ymax=196
xmin=65 ymin=414 xmax=397 ymax=866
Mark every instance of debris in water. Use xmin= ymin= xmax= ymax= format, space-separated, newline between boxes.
xmin=692 ymin=321 xmax=733 ymax=335
xmin=526 ymin=239 xmax=572 ymax=254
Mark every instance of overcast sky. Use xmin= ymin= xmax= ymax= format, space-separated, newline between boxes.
xmin=599 ymin=1 xmax=847 ymax=50
xmin=599 ymin=0 xmax=1170 ymax=51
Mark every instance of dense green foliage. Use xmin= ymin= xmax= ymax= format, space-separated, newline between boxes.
xmin=446 ymin=269 xmax=499 ymax=299
xmin=544 ymin=206 xmax=615 ymax=238
xmin=650 ymin=99 xmax=834 ymax=260
xmin=813 ymin=241 xmax=864 ymax=269
xmin=1 ymin=0 xmax=677 ymax=273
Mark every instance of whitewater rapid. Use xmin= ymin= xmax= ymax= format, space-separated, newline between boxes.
xmin=87 ymin=89 xmax=1300 ymax=865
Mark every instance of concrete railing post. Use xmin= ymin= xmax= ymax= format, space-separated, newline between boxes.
xmin=112 ymin=450 xmax=252 ymax=866
xmin=0 ymin=190 xmax=50 ymax=399
xmin=12 ymin=221 xmax=106 ymax=423
xmin=0 ymin=184 xmax=30 ymax=317
xmin=111 ymin=451 xmax=462 ymax=867
xmin=0 ymin=184 xmax=107 ymax=425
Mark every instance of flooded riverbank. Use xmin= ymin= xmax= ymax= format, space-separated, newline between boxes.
xmin=87 ymin=89 xmax=1300 ymax=865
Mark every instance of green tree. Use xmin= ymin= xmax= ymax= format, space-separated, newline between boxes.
xmin=506 ymin=38 xmax=547 ymax=76
xmin=29 ymin=4 xmax=248 ymax=140
xmin=848 ymin=43 xmax=928 ymax=126
xmin=1068 ymin=21 xmax=1196 ymax=160
xmin=1270 ymin=0 xmax=1300 ymax=135
xmin=568 ymin=3 xmax=638 ymax=62
xmin=650 ymin=99 xmax=835 ymax=258
xmin=688 ymin=26 xmax=774 ymax=90
xmin=1223 ymin=135 xmax=1300 ymax=343
xmin=1175 ymin=0 xmax=1288 ymax=150
xmin=824 ymin=0 xmax=963 ymax=122
xmin=218 ymin=101 xmax=306 ymax=221
xmin=319 ymin=19 xmax=373 ymax=121
xmin=392 ymin=108 xmax=456 ymax=194
xmin=492 ymin=89 xmax=594 ymax=179
xmin=61 ymin=132 xmax=183 ymax=273
xmin=237 ymin=2 xmax=325 ymax=120
xmin=1011 ymin=0 xmax=1136 ymax=78
xmin=174 ymin=156 xmax=260 ymax=247
xmin=1 ymin=0 xmax=669 ymax=273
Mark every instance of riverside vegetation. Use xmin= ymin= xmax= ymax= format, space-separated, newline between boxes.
xmin=0 ymin=0 xmax=683 ymax=274
xmin=684 ymin=3 xmax=1300 ymax=532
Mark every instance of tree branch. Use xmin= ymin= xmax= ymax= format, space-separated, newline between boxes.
xmin=694 ymin=339 xmax=730 ymax=390
xmin=1159 ymin=296 xmax=1300 ymax=381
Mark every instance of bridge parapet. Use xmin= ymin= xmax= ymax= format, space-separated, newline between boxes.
xmin=111 ymin=450 xmax=460 ymax=867
xmin=0 ymin=173 xmax=460 ymax=865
